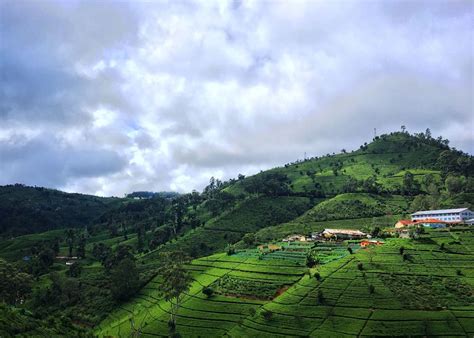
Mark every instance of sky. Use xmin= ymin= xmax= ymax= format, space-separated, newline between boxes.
xmin=0 ymin=0 xmax=473 ymax=197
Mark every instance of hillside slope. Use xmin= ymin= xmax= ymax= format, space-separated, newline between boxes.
xmin=228 ymin=132 xmax=469 ymax=197
xmin=0 ymin=185 xmax=122 ymax=237
xmin=96 ymin=227 xmax=474 ymax=337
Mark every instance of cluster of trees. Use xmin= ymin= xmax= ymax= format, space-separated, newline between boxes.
xmin=242 ymin=172 xmax=290 ymax=196
xmin=92 ymin=244 xmax=141 ymax=301
xmin=0 ymin=185 xmax=119 ymax=237
xmin=410 ymin=174 xmax=474 ymax=212
xmin=33 ymin=272 xmax=82 ymax=309
xmin=342 ymin=176 xmax=385 ymax=194
xmin=0 ymin=259 xmax=32 ymax=305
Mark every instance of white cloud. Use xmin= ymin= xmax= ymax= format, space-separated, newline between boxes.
xmin=1 ymin=0 xmax=472 ymax=196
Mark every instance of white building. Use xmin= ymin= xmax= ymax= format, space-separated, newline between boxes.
xmin=411 ymin=208 xmax=474 ymax=223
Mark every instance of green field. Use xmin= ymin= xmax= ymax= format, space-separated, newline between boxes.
xmin=96 ymin=227 xmax=474 ymax=337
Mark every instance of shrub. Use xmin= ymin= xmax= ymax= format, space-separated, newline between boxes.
xmin=314 ymin=272 xmax=321 ymax=281
xmin=347 ymin=247 xmax=353 ymax=254
xmin=399 ymin=246 xmax=405 ymax=255
xmin=368 ymin=284 xmax=375 ymax=294
xmin=357 ymin=262 xmax=363 ymax=270
xmin=403 ymin=253 xmax=409 ymax=261
xmin=306 ymin=254 xmax=318 ymax=268
xmin=202 ymin=287 xmax=214 ymax=298
xmin=456 ymin=269 xmax=463 ymax=276
xmin=317 ymin=290 xmax=324 ymax=304
xmin=440 ymin=243 xmax=445 ymax=251
xmin=262 ymin=310 xmax=273 ymax=321
xmin=226 ymin=245 xmax=235 ymax=256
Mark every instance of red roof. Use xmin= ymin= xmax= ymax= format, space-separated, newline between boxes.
xmin=397 ymin=220 xmax=414 ymax=225
xmin=413 ymin=218 xmax=447 ymax=224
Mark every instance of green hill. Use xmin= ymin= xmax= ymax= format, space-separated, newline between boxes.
xmin=96 ymin=227 xmax=474 ymax=337
xmin=229 ymin=131 xmax=469 ymax=196
xmin=0 ymin=185 xmax=123 ymax=237
xmin=1 ymin=130 xmax=473 ymax=336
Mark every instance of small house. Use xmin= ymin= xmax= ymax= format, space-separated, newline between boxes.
xmin=394 ymin=220 xmax=415 ymax=228
xmin=360 ymin=240 xmax=384 ymax=248
xmin=315 ymin=229 xmax=367 ymax=240
xmin=282 ymin=234 xmax=307 ymax=242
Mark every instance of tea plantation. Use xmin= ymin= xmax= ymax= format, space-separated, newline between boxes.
xmin=96 ymin=227 xmax=474 ymax=337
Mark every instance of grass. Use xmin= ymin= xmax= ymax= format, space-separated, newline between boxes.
xmin=97 ymin=227 xmax=474 ymax=337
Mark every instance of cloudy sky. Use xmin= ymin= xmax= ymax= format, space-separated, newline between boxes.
xmin=0 ymin=0 xmax=472 ymax=196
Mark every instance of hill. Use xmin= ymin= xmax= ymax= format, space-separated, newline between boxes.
xmin=229 ymin=131 xmax=471 ymax=197
xmin=0 ymin=185 xmax=122 ymax=237
xmin=0 ymin=129 xmax=473 ymax=336
xmin=96 ymin=227 xmax=474 ymax=337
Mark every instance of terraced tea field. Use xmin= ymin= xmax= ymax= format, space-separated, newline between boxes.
xmin=96 ymin=228 xmax=474 ymax=337
xmin=95 ymin=249 xmax=310 ymax=337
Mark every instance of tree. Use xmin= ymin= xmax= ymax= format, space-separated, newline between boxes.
xmin=362 ymin=177 xmax=381 ymax=194
xmin=399 ymin=246 xmax=405 ymax=255
xmin=150 ymin=226 xmax=172 ymax=249
xmin=64 ymin=229 xmax=76 ymax=257
xmin=67 ymin=262 xmax=82 ymax=278
xmin=410 ymin=195 xmax=431 ymax=212
xmin=422 ymin=174 xmax=435 ymax=190
xmin=136 ymin=225 xmax=145 ymax=252
xmin=242 ymin=233 xmax=256 ymax=247
xmin=343 ymin=178 xmax=359 ymax=193
xmin=38 ymin=248 xmax=55 ymax=269
xmin=92 ymin=243 xmax=112 ymax=266
xmin=262 ymin=309 xmax=273 ymax=321
xmin=436 ymin=150 xmax=459 ymax=174
xmin=445 ymin=175 xmax=464 ymax=195
xmin=425 ymin=128 xmax=432 ymax=139
xmin=401 ymin=125 xmax=406 ymax=133
xmin=160 ymin=252 xmax=192 ymax=329
xmin=77 ymin=235 xmax=86 ymax=259
xmin=202 ymin=287 xmax=214 ymax=298
xmin=0 ymin=259 xmax=33 ymax=305
xmin=52 ymin=238 xmax=60 ymax=255
xmin=402 ymin=171 xmax=419 ymax=195
xmin=110 ymin=258 xmax=140 ymax=301
xmin=306 ymin=252 xmax=319 ymax=268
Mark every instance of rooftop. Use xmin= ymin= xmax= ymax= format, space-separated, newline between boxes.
xmin=321 ymin=229 xmax=366 ymax=236
xmin=411 ymin=208 xmax=469 ymax=216
xmin=397 ymin=220 xmax=414 ymax=225
xmin=413 ymin=218 xmax=448 ymax=224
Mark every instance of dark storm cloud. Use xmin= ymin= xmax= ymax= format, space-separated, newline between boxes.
xmin=0 ymin=0 xmax=137 ymax=126
xmin=0 ymin=133 xmax=127 ymax=188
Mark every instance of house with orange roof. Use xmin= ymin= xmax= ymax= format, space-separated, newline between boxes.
xmin=394 ymin=219 xmax=415 ymax=228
